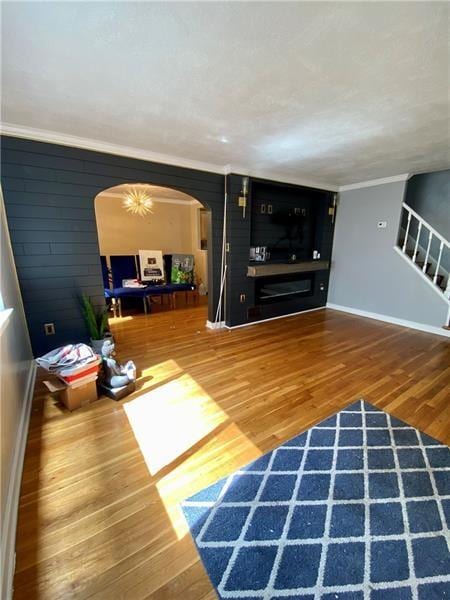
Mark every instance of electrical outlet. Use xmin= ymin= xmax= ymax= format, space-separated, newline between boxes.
xmin=44 ymin=323 xmax=55 ymax=335
xmin=240 ymin=293 xmax=246 ymax=303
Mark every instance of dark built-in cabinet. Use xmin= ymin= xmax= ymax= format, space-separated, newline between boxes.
xmin=225 ymin=175 xmax=336 ymax=327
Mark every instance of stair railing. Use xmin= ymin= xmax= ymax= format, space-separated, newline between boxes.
xmin=399 ymin=202 xmax=450 ymax=296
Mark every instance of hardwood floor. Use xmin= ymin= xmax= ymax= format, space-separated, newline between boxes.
xmin=14 ymin=305 xmax=450 ymax=599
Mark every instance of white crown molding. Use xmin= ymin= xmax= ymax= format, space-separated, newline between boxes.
xmin=0 ymin=122 xmax=225 ymax=175
xmin=0 ymin=123 xmax=417 ymax=193
xmin=226 ymin=164 xmax=338 ymax=192
xmin=1 ymin=122 xmax=340 ymax=190
xmin=98 ymin=190 xmax=199 ymax=206
xmin=338 ymin=173 xmax=410 ymax=192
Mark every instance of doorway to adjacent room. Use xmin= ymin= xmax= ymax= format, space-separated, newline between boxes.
xmin=94 ymin=183 xmax=210 ymax=324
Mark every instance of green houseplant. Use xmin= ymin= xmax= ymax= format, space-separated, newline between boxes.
xmin=81 ymin=294 xmax=111 ymax=352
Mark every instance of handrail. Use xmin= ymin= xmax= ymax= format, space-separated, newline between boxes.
xmin=399 ymin=202 xmax=450 ymax=299
xmin=402 ymin=202 xmax=450 ymax=248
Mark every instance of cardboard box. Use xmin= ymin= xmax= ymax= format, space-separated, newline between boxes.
xmin=44 ymin=378 xmax=98 ymax=411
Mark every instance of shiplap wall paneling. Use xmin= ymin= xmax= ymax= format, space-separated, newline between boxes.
xmin=1 ymin=136 xmax=224 ymax=355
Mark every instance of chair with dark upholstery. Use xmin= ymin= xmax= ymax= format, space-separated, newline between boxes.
xmin=106 ymin=254 xmax=198 ymax=317
xmin=134 ymin=254 xmax=171 ymax=308
xmin=109 ymin=255 xmax=151 ymax=316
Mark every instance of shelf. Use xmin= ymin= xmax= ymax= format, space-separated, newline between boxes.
xmin=260 ymin=289 xmax=308 ymax=300
xmin=247 ymin=260 xmax=329 ymax=278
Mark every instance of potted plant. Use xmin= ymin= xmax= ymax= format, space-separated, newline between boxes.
xmin=81 ymin=294 xmax=112 ymax=353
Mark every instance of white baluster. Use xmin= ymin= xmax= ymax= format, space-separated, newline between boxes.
xmin=445 ymin=278 xmax=450 ymax=300
xmin=402 ymin=210 xmax=411 ymax=253
xmin=399 ymin=202 xmax=450 ymax=297
xmin=423 ymin=230 xmax=432 ymax=273
xmin=412 ymin=221 xmax=422 ymax=263
xmin=433 ymin=241 xmax=444 ymax=285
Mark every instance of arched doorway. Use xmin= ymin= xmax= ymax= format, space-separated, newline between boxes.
xmin=94 ymin=183 xmax=211 ymax=322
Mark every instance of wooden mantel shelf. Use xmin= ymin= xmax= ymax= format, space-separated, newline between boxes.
xmin=247 ymin=260 xmax=330 ymax=278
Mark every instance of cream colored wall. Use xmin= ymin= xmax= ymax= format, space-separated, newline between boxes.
xmin=190 ymin=204 xmax=208 ymax=290
xmin=1 ymin=190 xmax=34 ymax=599
xmin=95 ymin=194 xmax=207 ymax=286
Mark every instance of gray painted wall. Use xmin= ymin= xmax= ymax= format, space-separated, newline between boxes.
xmin=328 ymin=181 xmax=449 ymax=328
xmin=0 ymin=190 xmax=34 ymax=599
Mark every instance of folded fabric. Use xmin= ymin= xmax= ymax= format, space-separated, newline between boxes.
xmin=36 ymin=343 xmax=97 ymax=372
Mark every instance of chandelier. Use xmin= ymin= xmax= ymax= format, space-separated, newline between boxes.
xmin=122 ymin=188 xmax=154 ymax=216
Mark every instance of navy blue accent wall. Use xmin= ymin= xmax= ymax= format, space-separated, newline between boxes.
xmin=405 ymin=169 xmax=450 ymax=273
xmin=1 ymin=136 xmax=224 ymax=356
xmin=225 ymin=174 xmax=256 ymax=326
xmin=225 ymin=174 xmax=335 ymax=327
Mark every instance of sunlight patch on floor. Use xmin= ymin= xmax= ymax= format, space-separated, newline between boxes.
xmin=156 ymin=421 xmax=260 ymax=540
xmin=124 ymin=361 xmax=263 ymax=540
xmin=124 ymin=371 xmax=229 ymax=476
xmin=137 ymin=358 xmax=184 ymax=390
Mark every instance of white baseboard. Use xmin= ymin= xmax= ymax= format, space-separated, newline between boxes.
xmin=327 ymin=303 xmax=450 ymax=338
xmin=225 ymin=306 xmax=326 ymax=330
xmin=206 ymin=320 xmax=226 ymax=330
xmin=1 ymin=361 xmax=37 ymax=600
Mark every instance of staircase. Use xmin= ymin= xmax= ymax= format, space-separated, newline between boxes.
xmin=395 ymin=202 xmax=450 ymax=328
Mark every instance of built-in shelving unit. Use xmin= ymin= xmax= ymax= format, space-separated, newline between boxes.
xmin=247 ymin=260 xmax=329 ymax=278
xmin=225 ymin=174 xmax=336 ymax=327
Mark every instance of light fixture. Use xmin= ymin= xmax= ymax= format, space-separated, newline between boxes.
xmin=122 ymin=188 xmax=154 ymax=217
xmin=238 ymin=176 xmax=249 ymax=219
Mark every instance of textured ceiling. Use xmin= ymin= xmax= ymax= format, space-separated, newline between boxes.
xmin=1 ymin=1 xmax=449 ymax=187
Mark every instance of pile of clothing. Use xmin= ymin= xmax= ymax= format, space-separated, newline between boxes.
xmin=36 ymin=343 xmax=101 ymax=387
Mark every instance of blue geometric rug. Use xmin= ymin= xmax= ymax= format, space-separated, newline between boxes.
xmin=181 ymin=400 xmax=450 ymax=600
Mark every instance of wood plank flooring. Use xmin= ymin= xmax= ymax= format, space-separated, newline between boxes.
xmin=13 ymin=305 xmax=450 ymax=599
